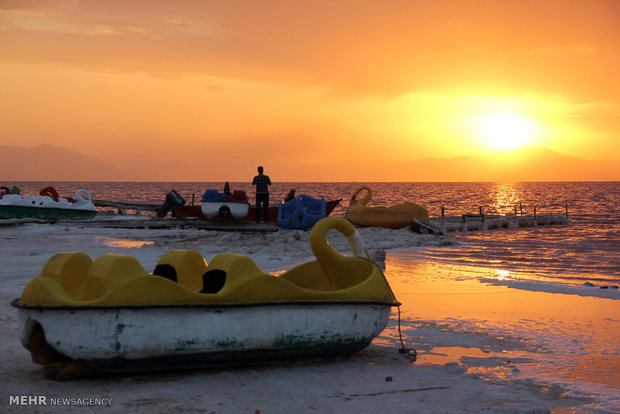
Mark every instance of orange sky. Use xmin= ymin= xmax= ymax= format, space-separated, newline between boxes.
xmin=1 ymin=0 xmax=619 ymax=181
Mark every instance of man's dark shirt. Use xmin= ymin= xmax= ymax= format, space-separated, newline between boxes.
xmin=252 ymin=174 xmax=271 ymax=195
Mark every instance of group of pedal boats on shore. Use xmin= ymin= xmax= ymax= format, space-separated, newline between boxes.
xmin=1 ymin=183 xmax=430 ymax=230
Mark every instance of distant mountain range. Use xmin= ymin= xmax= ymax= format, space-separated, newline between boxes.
xmin=1 ymin=144 xmax=618 ymax=182
xmin=277 ymin=146 xmax=619 ymax=182
xmin=0 ymin=144 xmax=136 ymax=181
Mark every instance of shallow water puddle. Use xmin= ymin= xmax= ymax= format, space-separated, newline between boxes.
xmin=96 ymin=237 xmax=155 ymax=249
xmin=417 ymin=346 xmax=514 ymax=364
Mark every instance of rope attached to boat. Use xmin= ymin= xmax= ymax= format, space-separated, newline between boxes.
xmin=362 ymin=257 xmax=417 ymax=361
xmin=396 ymin=304 xmax=417 ymax=361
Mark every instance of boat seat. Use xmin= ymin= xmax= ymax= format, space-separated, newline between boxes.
xmin=153 ymin=250 xmax=207 ymax=292
xmin=152 ymin=264 xmax=177 ymax=283
xmin=279 ymin=261 xmax=332 ymax=290
xmin=200 ymin=269 xmax=227 ymax=294
xmin=82 ymin=255 xmax=147 ymax=301
xmin=37 ymin=252 xmax=93 ymax=298
xmin=208 ymin=253 xmax=263 ymax=279
xmin=206 ymin=253 xmax=282 ymax=298
xmin=230 ymin=190 xmax=248 ymax=203
xmin=202 ymin=189 xmax=225 ymax=202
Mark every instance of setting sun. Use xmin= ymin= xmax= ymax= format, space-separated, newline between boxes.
xmin=478 ymin=113 xmax=537 ymax=151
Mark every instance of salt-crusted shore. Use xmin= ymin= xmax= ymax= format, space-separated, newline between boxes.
xmin=0 ymin=221 xmax=458 ymax=278
xmin=1 ymin=223 xmax=617 ymax=413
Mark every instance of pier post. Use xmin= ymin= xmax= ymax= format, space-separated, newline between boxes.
xmin=441 ymin=206 xmax=445 ymax=220
xmin=565 ymin=203 xmax=569 ymax=217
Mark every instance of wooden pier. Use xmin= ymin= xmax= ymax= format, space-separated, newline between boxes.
xmin=93 ymin=200 xmax=161 ymax=215
xmin=59 ymin=217 xmax=278 ymax=232
xmin=88 ymin=199 xmax=278 ymax=231
xmin=411 ymin=202 xmax=572 ymax=234
xmin=0 ymin=215 xmax=278 ymax=232
xmin=0 ymin=218 xmax=47 ymax=227
xmin=427 ymin=213 xmax=570 ymax=233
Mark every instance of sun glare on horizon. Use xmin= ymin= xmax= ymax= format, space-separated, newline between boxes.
xmin=477 ymin=112 xmax=537 ymax=151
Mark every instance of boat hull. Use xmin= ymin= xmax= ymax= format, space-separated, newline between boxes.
xmin=0 ymin=205 xmax=97 ymax=220
xmin=16 ymin=302 xmax=391 ymax=372
xmin=345 ymin=203 xmax=428 ymax=229
xmin=200 ymin=201 xmax=250 ymax=219
xmin=0 ymin=189 xmax=97 ymax=220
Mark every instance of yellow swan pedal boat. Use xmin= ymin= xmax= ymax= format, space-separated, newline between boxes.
xmin=344 ymin=186 xmax=429 ymax=229
xmin=12 ymin=217 xmax=399 ymax=379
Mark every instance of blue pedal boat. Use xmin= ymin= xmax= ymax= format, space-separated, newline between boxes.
xmin=277 ymin=194 xmax=327 ymax=230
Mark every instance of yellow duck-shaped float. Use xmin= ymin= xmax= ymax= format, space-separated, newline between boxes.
xmin=345 ymin=186 xmax=429 ymax=229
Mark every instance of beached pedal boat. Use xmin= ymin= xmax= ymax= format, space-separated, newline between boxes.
xmin=277 ymin=194 xmax=327 ymax=230
xmin=174 ymin=198 xmax=341 ymax=222
xmin=200 ymin=186 xmax=250 ymax=220
xmin=345 ymin=186 xmax=429 ymax=229
xmin=0 ymin=186 xmax=96 ymax=220
xmin=12 ymin=217 xmax=399 ymax=379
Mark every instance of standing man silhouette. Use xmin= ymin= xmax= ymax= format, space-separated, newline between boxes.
xmin=252 ymin=165 xmax=272 ymax=223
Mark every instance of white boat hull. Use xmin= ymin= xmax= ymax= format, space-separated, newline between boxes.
xmin=16 ymin=303 xmax=391 ymax=371
xmin=0 ymin=189 xmax=96 ymax=220
xmin=200 ymin=201 xmax=249 ymax=219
